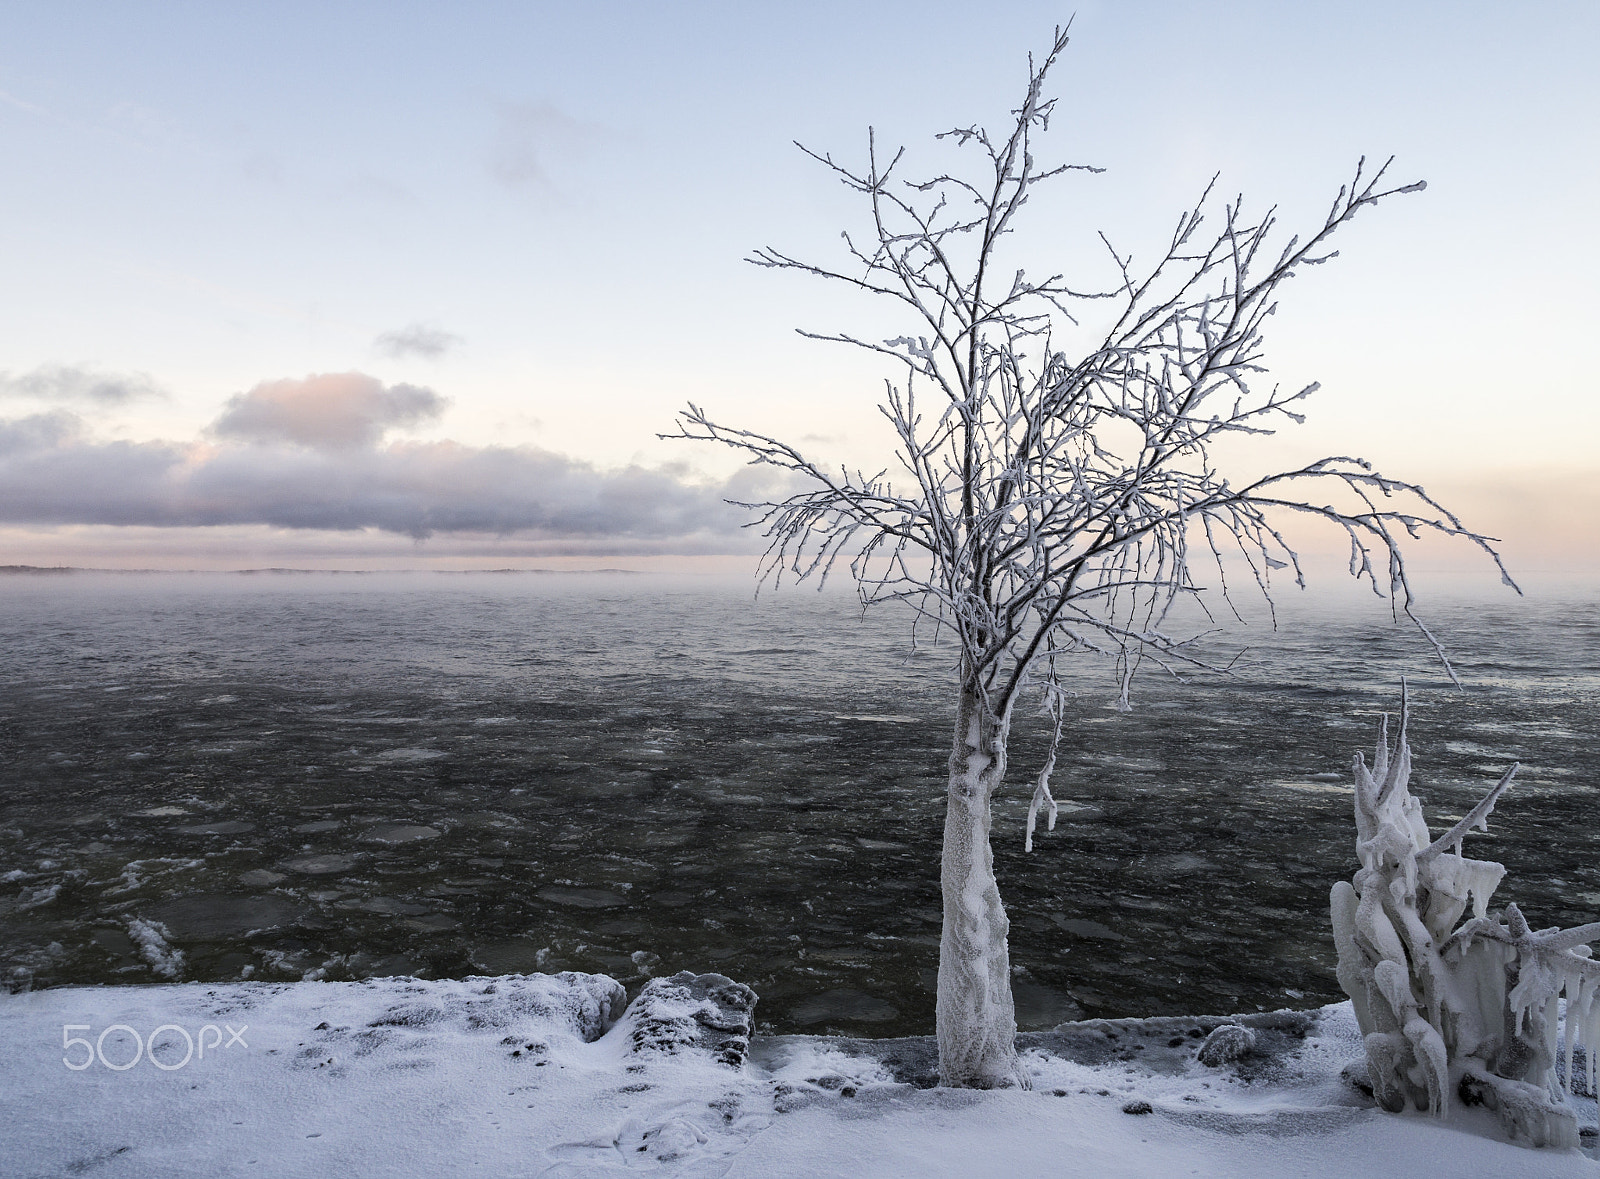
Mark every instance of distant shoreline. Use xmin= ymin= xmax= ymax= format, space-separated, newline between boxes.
xmin=0 ymin=564 xmax=644 ymax=576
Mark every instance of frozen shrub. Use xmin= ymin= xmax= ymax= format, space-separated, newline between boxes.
xmin=1330 ymin=689 xmax=1600 ymax=1148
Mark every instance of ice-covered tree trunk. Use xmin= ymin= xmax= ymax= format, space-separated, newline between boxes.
xmin=936 ymin=683 xmax=1026 ymax=1089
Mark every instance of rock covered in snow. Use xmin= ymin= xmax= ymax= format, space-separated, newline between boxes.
xmin=619 ymin=971 xmax=757 ymax=1067
xmin=358 ymin=971 xmax=626 ymax=1043
xmin=277 ymin=971 xmax=627 ymax=1083
xmin=1197 ymin=1024 xmax=1257 ymax=1067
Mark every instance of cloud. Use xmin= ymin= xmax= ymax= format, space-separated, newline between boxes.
xmin=0 ymin=410 xmax=86 ymax=456
xmin=0 ymin=414 xmax=187 ymax=526
xmin=489 ymin=101 xmax=598 ymax=188
xmin=209 ymin=372 xmax=448 ymax=450
xmin=0 ymin=364 xmax=165 ymax=405
xmin=374 ymin=324 xmax=461 ymax=360
xmin=0 ymin=88 xmax=46 ymax=116
xmin=0 ymin=401 xmax=769 ymax=548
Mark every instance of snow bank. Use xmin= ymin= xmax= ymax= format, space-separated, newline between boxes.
xmin=2 ymin=974 xmax=1595 ymax=1177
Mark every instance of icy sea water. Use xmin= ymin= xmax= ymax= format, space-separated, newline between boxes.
xmin=2 ymin=572 xmax=1598 ymax=1038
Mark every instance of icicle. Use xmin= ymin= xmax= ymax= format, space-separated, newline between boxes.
xmin=1420 ymin=853 xmax=1506 ymax=927
xmin=1465 ymin=859 xmax=1506 ymax=920
xmin=1578 ymin=969 xmax=1598 ymax=1057
xmin=1024 ymin=778 xmax=1056 ymax=854
xmin=1544 ymin=992 xmax=1562 ymax=1077
xmin=1587 ymin=999 xmax=1600 ymax=1091
xmin=1024 ymin=686 xmax=1064 ymax=854
xmin=1404 ymin=1016 xmax=1449 ymax=1117
xmin=1565 ymin=991 xmax=1579 ymax=1097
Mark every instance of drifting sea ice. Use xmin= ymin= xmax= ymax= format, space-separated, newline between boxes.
xmin=3 ymin=577 xmax=1599 ymax=1036
xmin=122 ymin=918 xmax=183 ymax=981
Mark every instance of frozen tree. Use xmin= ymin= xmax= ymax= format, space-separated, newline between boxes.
xmin=1332 ymin=686 xmax=1600 ymax=1149
xmin=666 ymin=28 xmax=1512 ymax=1089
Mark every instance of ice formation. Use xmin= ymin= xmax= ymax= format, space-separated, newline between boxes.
xmin=1330 ymin=690 xmax=1600 ymax=1148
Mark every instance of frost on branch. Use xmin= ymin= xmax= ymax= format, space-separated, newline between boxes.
xmin=1330 ymin=688 xmax=1600 ymax=1148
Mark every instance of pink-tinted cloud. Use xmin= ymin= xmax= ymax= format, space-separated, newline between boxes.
xmin=209 ymin=372 xmax=448 ymax=450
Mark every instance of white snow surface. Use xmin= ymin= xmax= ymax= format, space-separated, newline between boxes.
xmin=2 ymin=974 xmax=1595 ymax=1178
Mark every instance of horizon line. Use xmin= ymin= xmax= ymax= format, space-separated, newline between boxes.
xmin=0 ymin=564 xmax=649 ymax=577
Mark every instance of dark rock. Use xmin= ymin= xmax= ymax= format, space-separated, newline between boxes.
xmin=1122 ymin=1100 xmax=1153 ymax=1115
xmin=1341 ymin=1059 xmax=1374 ymax=1100
xmin=620 ymin=971 xmax=757 ymax=1068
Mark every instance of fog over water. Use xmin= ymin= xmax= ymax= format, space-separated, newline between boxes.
xmin=2 ymin=571 xmax=1596 ymax=1037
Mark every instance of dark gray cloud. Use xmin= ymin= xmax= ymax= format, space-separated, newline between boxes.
xmin=209 ymin=373 xmax=448 ymax=450
xmin=374 ymin=324 xmax=462 ymax=360
xmin=0 ymin=410 xmax=84 ymax=456
xmin=0 ymin=364 xmax=165 ymax=405
xmin=0 ymin=407 xmax=766 ymax=547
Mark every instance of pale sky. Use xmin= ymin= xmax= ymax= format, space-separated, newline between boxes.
xmin=0 ymin=0 xmax=1594 ymax=577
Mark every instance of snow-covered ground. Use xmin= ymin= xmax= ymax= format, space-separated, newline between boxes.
xmin=1 ymin=973 xmax=1594 ymax=1178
